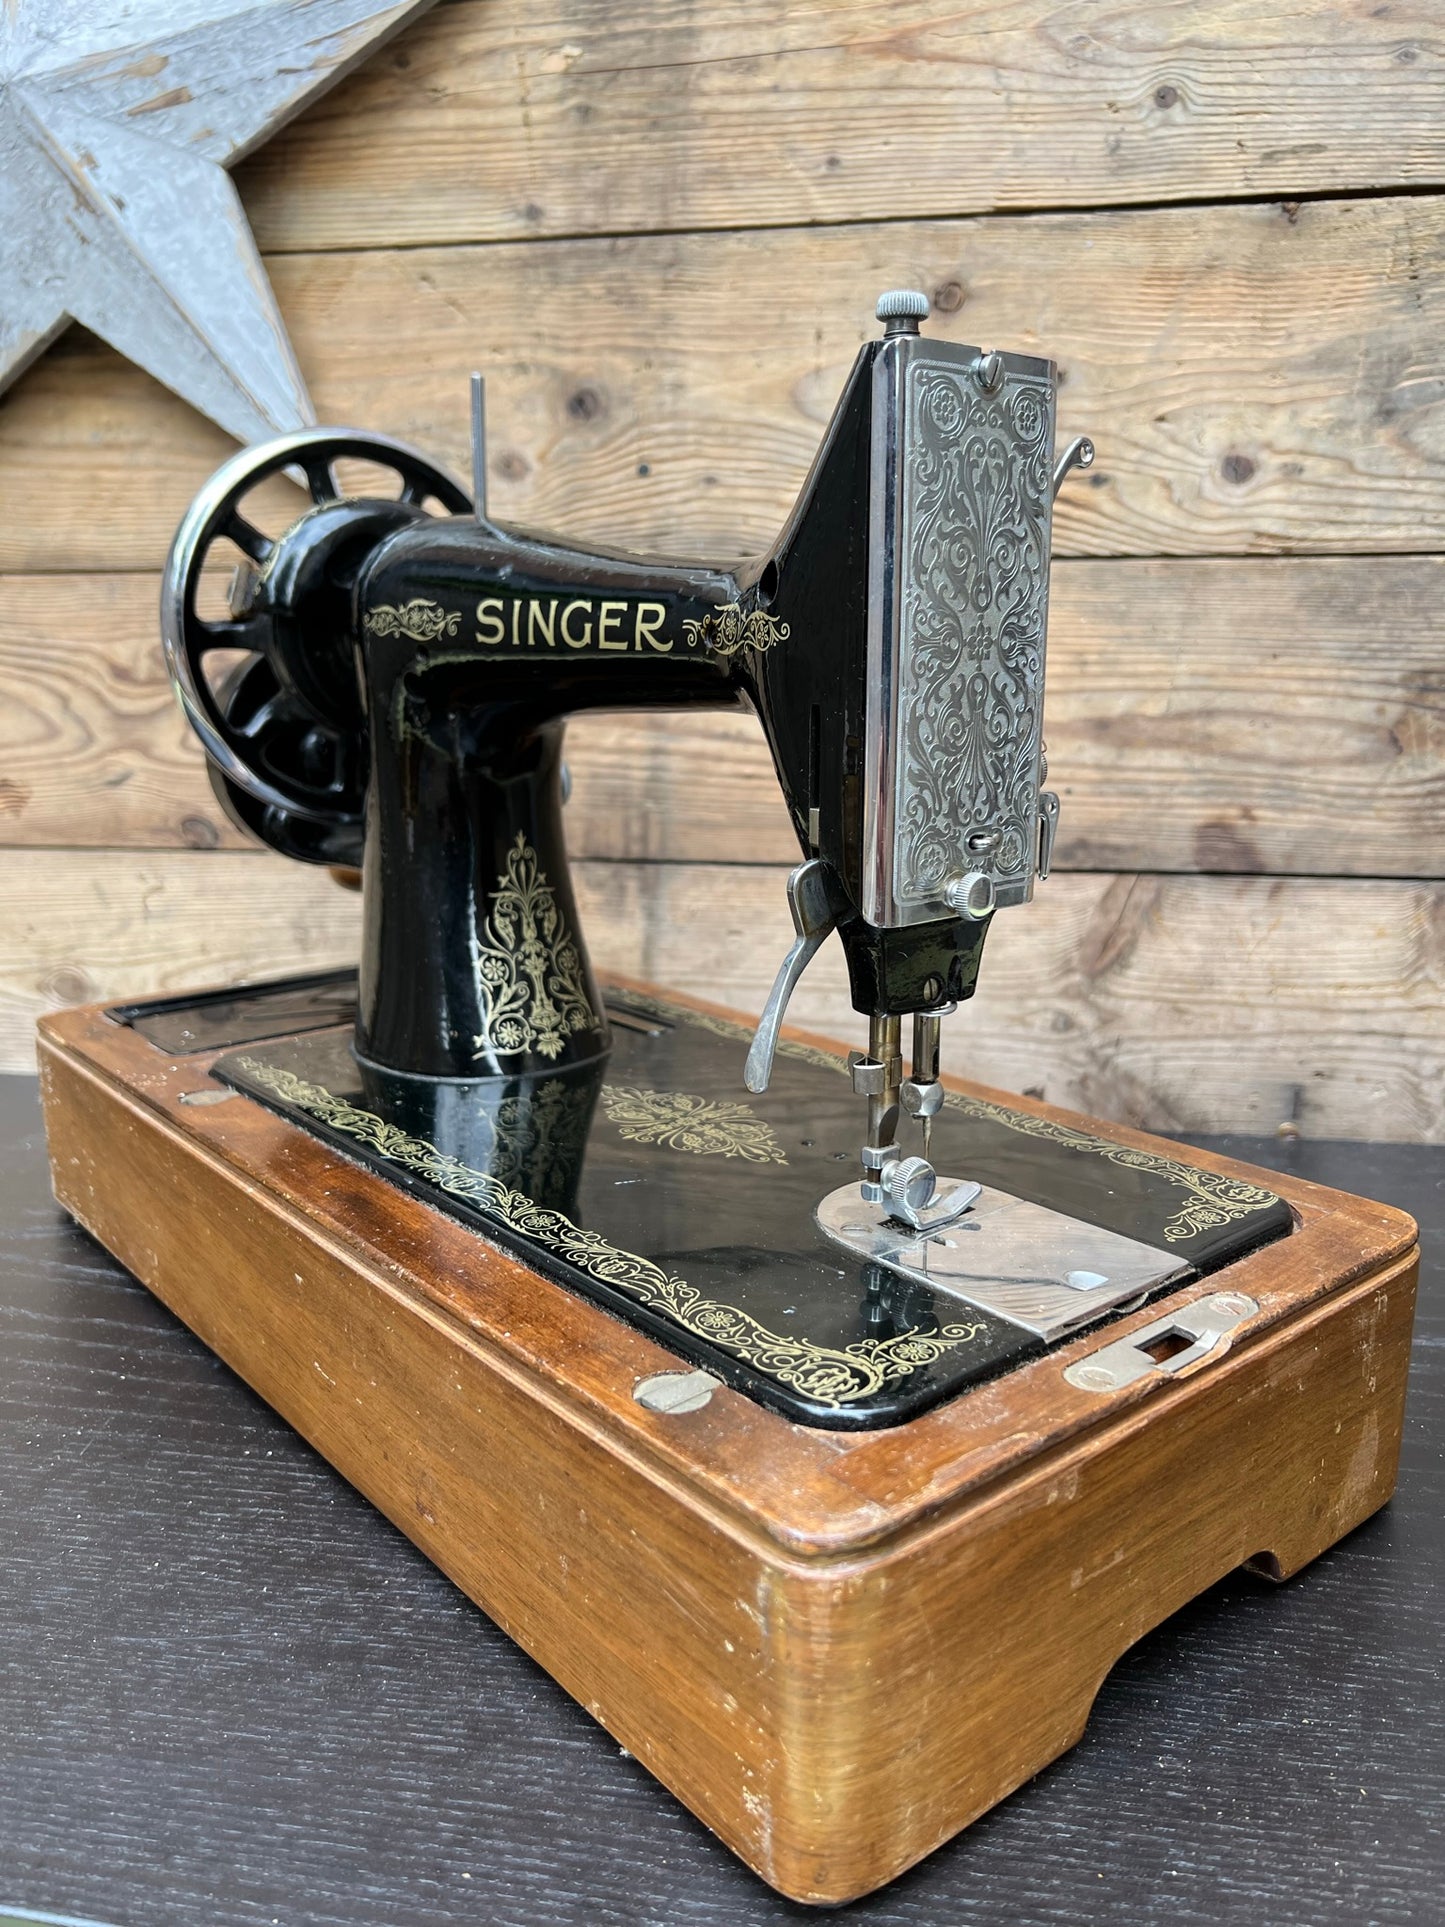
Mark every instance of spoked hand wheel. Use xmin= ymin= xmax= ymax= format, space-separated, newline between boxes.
xmin=161 ymin=428 xmax=471 ymax=865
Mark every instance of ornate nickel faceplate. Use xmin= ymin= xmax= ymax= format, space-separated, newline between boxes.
xmin=863 ymin=336 xmax=1057 ymax=928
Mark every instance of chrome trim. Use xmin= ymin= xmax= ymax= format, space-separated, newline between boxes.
xmin=862 ymin=338 xmax=907 ymax=927
xmin=1052 ymin=433 xmax=1095 ymax=497
xmin=816 ymin=1178 xmax=1187 ymax=1343
xmin=1062 ymin=1292 xmax=1259 ymax=1391
xmin=743 ymin=860 xmax=845 ymax=1093
xmin=862 ymin=338 xmax=1058 ymax=929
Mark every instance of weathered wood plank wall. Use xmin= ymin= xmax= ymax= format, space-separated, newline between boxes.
xmin=2 ymin=0 xmax=1442 ymax=1137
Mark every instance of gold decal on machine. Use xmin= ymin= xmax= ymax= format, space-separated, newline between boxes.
xmin=364 ymin=599 xmax=461 ymax=643
xmin=225 ymin=1059 xmax=993 ymax=1409
xmin=560 ymin=598 xmax=591 ymax=648
xmin=600 ymin=1087 xmax=789 ymax=1164
xmin=682 ymin=602 xmax=789 ymax=657
xmin=471 ymin=832 xmax=595 ymax=1060
xmin=528 ymin=600 xmax=556 ymax=648
xmin=475 ymin=595 xmax=676 ymax=653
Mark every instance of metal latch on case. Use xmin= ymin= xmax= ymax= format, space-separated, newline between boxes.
xmin=1063 ymin=1291 xmax=1259 ymax=1392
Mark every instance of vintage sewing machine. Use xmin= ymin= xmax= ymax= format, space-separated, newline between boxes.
xmin=38 ymin=291 xmax=1417 ymax=1903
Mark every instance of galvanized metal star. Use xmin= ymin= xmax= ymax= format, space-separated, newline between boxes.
xmin=0 ymin=1 xmax=434 ymax=444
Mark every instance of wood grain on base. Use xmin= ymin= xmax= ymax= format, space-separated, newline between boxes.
xmin=35 ymin=997 xmax=1418 ymax=1901
xmin=6 ymin=196 xmax=1445 ymax=572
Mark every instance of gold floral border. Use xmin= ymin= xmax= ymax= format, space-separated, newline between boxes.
xmin=608 ymin=987 xmax=1279 ymax=1246
xmin=228 ymin=1056 xmax=988 ymax=1409
xmin=937 ymin=1091 xmax=1279 ymax=1245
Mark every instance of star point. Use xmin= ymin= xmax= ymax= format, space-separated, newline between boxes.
xmin=0 ymin=0 xmax=435 ymax=444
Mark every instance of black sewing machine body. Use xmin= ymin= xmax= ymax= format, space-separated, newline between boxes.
xmin=156 ymin=294 xmax=1291 ymax=1428
xmin=181 ymin=323 xmax=1030 ymax=1083
xmin=350 ymin=349 xmax=989 ymax=1080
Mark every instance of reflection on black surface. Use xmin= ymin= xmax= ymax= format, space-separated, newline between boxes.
xmin=353 ymin=1051 xmax=604 ymax=1218
xmin=211 ymin=1015 xmax=1042 ymax=1426
xmin=860 ymin=1260 xmax=944 ymax=1344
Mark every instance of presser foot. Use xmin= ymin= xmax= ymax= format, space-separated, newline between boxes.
xmin=859 ymin=1152 xmax=980 ymax=1233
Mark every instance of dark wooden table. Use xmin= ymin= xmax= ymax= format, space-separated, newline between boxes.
xmin=1 ymin=1073 xmax=1439 ymax=1927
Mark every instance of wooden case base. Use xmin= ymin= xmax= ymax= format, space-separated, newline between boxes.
xmin=37 ymin=988 xmax=1418 ymax=1906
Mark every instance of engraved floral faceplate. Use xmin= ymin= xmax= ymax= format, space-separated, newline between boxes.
xmin=866 ymin=342 xmax=1057 ymax=926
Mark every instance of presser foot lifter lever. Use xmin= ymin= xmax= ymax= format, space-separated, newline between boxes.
xmin=745 ymin=860 xmax=846 ymax=1093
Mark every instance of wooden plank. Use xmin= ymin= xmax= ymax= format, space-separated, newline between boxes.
xmin=6 ymin=195 xmax=1445 ymax=572
xmin=1048 ymin=555 xmax=1445 ymax=878
xmin=5 ymin=560 xmax=1440 ymax=876
xmin=233 ymin=0 xmax=1445 ymax=250
xmin=0 ymin=850 xmax=362 ymax=1075
xmin=7 ymin=852 xmax=1442 ymax=1139
xmin=0 ymin=574 xmax=249 ymax=852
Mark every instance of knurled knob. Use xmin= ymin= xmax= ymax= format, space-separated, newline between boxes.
xmin=876 ymin=289 xmax=930 ymax=332
xmin=880 ymin=1155 xmax=938 ymax=1215
xmin=944 ymin=870 xmax=997 ymax=921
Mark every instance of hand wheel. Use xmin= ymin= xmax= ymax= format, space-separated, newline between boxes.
xmin=161 ymin=427 xmax=470 ymax=864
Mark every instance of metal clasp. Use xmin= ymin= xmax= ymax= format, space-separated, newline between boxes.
xmin=1037 ymin=790 xmax=1060 ymax=880
xmin=1052 ymin=435 xmax=1095 ymax=498
xmin=1063 ymin=1291 xmax=1258 ymax=1392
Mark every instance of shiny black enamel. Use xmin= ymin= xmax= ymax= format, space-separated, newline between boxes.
xmin=192 ymin=458 xmax=470 ymax=868
xmin=188 ymin=339 xmax=992 ymax=1082
xmin=354 ymin=520 xmax=743 ymax=1076
xmin=108 ymin=966 xmax=358 ymax=1054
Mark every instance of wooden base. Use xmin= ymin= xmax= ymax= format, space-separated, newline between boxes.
xmin=37 ymin=988 xmax=1418 ymax=1906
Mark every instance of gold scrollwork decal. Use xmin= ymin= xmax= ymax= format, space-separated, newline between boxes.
xmin=363 ymin=598 xmax=461 ymax=643
xmin=938 ymin=1091 xmax=1278 ymax=1244
xmin=226 ymin=1059 xmax=989 ymax=1408
xmin=474 ymin=833 xmax=595 ymax=1061
xmin=682 ymin=601 xmax=790 ymax=657
xmin=601 ymin=1086 xmax=788 ymax=1164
